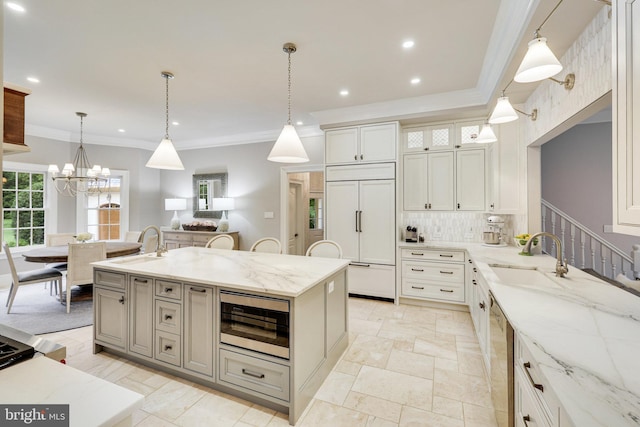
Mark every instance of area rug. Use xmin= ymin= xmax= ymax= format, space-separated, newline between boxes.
xmin=0 ymin=283 xmax=93 ymax=335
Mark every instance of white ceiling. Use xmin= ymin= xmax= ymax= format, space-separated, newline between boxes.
xmin=3 ymin=0 xmax=605 ymax=152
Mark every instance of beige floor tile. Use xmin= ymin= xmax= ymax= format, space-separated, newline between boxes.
xmin=414 ymin=334 xmax=458 ymax=360
xmin=134 ymin=413 xmax=179 ymax=426
xmin=457 ymin=351 xmax=488 ymax=378
xmin=434 ymin=357 xmax=459 ymax=372
xmin=386 ymin=348 xmax=435 ymax=380
xmin=381 ymin=318 xmax=437 ymax=338
xmin=343 ymin=334 xmax=394 ymax=368
xmin=435 ymin=318 xmax=476 ymax=337
xmin=297 ymin=400 xmax=369 ymax=427
xmin=350 ymin=317 xmax=384 ymax=336
xmin=239 ymin=404 xmax=278 ymax=426
xmin=335 ymin=359 xmax=363 ymax=376
xmin=366 ymin=416 xmax=399 ymax=427
xmin=172 ymin=391 xmax=251 ymax=426
xmin=401 ymin=306 xmax=438 ymax=325
xmin=142 ymin=379 xmax=207 ymax=421
xmin=463 ymin=402 xmax=499 ymax=427
xmin=432 ymin=395 xmax=463 ymax=420
xmin=351 ymin=366 xmax=433 ymax=411
xmin=314 ymin=371 xmax=356 ymax=405
xmin=433 ymin=369 xmax=493 ymax=408
xmin=343 ymin=391 xmax=403 ymax=423
xmin=399 ymin=406 xmax=464 ymax=427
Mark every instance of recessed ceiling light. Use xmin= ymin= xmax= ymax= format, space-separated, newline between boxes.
xmin=402 ymin=40 xmax=415 ymax=49
xmin=411 ymin=77 xmax=421 ymax=85
xmin=172 ymin=121 xmax=179 ymax=126
xmin=6 ymin=2 xmax=25 ymax=12
xmin=26 ymin=76 xmax=40 ymax=83
xmin=296 ymin=121 xmax=303 ymax=126
xmin=339 ymin=90 xmax=349 ymax=96
xmin=118 ymin=129 xmax=126 ymax=133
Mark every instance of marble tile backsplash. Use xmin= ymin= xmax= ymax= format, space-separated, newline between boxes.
xmin=401 ymin=212 xmax=518 ymax=244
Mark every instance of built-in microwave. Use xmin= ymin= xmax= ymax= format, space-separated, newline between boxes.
xmin=219 ymin=290 xmax=290 ymax=359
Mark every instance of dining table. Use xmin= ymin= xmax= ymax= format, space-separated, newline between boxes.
xmin=22 ymin=241 xmax=142 ymax=263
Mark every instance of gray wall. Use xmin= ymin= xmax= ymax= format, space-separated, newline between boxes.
xmin=541 ymin=121 xmax=638 ymax=253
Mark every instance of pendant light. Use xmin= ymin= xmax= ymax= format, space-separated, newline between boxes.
xmin=268 ymin=42 xmax=309 ymax=163
xmin=146 ymin=71 xmax=184 ymax=170
xmin=488 ymin=96 xmax=519 ymax=124
xmin=475 ymin=123 xmax=497 ymax=143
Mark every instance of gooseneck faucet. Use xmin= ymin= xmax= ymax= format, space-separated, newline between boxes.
xmin=523 ymin=232 xmax=569 ymax=278
xmin=138 ymin=225 xmax=166 ymax=256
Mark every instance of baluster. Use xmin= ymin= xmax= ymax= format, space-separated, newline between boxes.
xmin=542 ymin=205 xmax=547 ymax=233
xmin=560 ymin=218 xmax=566 ymax=260
xmin=570 ymin=224 xmax=576 ymax=266
xmin=580 ymin=230 xmax=586 ymax=269
xmin=590 ymin=236 xmax=596 ymax=270
xmin=611 ymin=255 xmax=617 ymax=280
xmin=601 ymin=243 xmax=607 ymax=277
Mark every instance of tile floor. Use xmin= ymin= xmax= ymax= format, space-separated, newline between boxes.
xmin=39 ymin=298 xmax=498 ymax=427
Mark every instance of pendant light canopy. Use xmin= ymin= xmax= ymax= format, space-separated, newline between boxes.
xmin=146 ymin=71 xmax=184 ymax=170
xmin=514 ymin=36 xmax=562 ymax=83
xmin=475 ymin=124 xmax=497 ymax=143
xmin=268 ymin=42 xmax=309 ymax=163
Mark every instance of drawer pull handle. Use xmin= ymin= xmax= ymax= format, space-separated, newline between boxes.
xmin=118 ymin=296 xmax=125 ymax=304
xmin=164 ymin=345 xmax=173 ymax=351
xmin=523 ymin=415 xmax=531 ymax=427
xmin=410 ymin=252 xmax=424 ymax=256
xmin=473 ymin=267 xmax=477 ymax=273
xmin=439 ymin=270 xmax=454 ymax=275
xmin=164 ymin=314 xmax=173 ymax=320
xmin=411 ymin=286 xmax=425 ymax=290
xmin=164 ymin=287 xmax=173 ymax=293
xmin=439 ymin=254 xmax=453 ymax=258
xmin=190 ymin=287 xmax=207 ymax=293
xmin=411 ymin=268 xmax=424 ymax=272
xmin=350 ymin=263 xmax=371 ymax=268
xmin=134 ymin=278 xmax=148 ymax=283
xmin=440 ymin=289 xmax=454 ymax=293
xmin=242 ymin=368 xmax=265 ymax=379
xmin=479 ymin=302 xmax=485 ymax=311
xmin=523 ymin=362 xmax=544 ymax=392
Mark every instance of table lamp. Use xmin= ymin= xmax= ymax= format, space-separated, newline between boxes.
xmin=165 ymin=198 xmax=187 ymax=230
xmin=212 ymin=198 xmax=235 ymax=232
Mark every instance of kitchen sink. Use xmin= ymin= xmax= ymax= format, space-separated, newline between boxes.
xmin=488 ymin=264 xmax=562 ymax=289
xmin=112 ymin=255 xmax=164 ymax=265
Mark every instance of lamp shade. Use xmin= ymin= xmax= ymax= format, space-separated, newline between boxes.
xmin=514 ymin=37 xmax=563 ymax=83
xmin=489 ymin=97 xmax=519 ymax=124
xmin=165 ymin=198 xmax=187 ymax=211
xmin=476 ymin=124 xmax=497 ymax=143
xmin=212 ymin=197 xmax=235 ymax=211
xmin=268 ymin=125 xmax=309 ymax=163
xmin=146 ymin=138 xmax=185 ymax=170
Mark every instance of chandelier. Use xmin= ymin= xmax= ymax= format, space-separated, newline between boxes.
xmin=48 ymin=112 xmax=111 ymax=196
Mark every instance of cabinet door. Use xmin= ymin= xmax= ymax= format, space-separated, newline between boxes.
xmin=456 ymin=149 xmax=485 ymax=211
xmin=94 ymin=287 xmax=127 ymax=349
xmin=128 ymin=276 xmax=154 ymax=358
xmin=359 ymin=180 xmax=395 ymax=264
xmin=614 ymin=1 xmax=640 ymax=234
xmin=184 ymin=284 xmax=214 ymax=376
xmin=325 ymin=127 xmax=358 ymax=164
xmin=428 ymin=151 xmax=455 ymax=210
xmin=326 ymin=181 xmax=359 ymax=262
xmin=360 ymin=123 xmax=397 ymax=162
xmin=425 ymin=124 xmax=454 ymax=151
xmin=403 ymin=154 xmax=428 ymax=210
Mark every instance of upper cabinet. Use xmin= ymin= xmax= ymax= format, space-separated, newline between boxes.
xmin=613 ymin=1 xmax=640 ymax=235
xmin=325 ymin=122 xmax=397 ymax=165
xmin=486 ymin=120 xmax=524 ymax=214
xmin=403 ymin=120 xmax=482 ymax=153
xmin=3 ymin=84 xmax=31 ymax=155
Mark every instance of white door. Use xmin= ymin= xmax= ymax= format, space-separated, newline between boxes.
xmin=456 ymin=149 xmax=485 ymax=211
xmin=428 ymin=151 xmax=455 ymax=210
xmin=326 ymin=181 xmax=359 ymax=262
xmin=359 ymin=180 xmax=395 ymax=264
xmin=287 ymin=181 xmax=304 ymax=255
xmin=325 ymin=128 xmax=359 ymax=164
xmin=403 ymin=153 xmax=428 ymax=210
xmin=360 ymin=123 xmax=397 ymax=162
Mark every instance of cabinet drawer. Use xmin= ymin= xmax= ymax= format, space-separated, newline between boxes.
xmin=155 ymin=300 xmax=182 ymax=334
xmin=401 ymin=248 xmax=465 ymax=262
xmin=94 ymin=270 xmax=126 ymax=289
xmin=192 ymin=234 xmax=213 ymax=244
xmin=401 ymin=279 xmax=464 ymax=302
xmin=163 ymin=232 xmax=192 ymax=243
xmin=401 ymin=261 xmax=464 ymax=283
xmin=155 ymin=280 xmax=182 ymax=300
xmin=155 ymin=331 xmax=181 ymax=367
xmin=219 ymin=349 xmax=290 ymax=402
xmin=515 ymin=368 xmax=552 ymax=427
xmin=515 ymin=336 xmax=558 ymax=423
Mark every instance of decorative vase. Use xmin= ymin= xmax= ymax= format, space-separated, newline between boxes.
xmin=170 ymin=211 xmax=181 ymax=230
xmin=218 ymin=211 xmax=229 ymax=232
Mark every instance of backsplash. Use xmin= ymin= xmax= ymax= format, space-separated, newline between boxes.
xmin=401 ymin=212 xmax=520 ymax=244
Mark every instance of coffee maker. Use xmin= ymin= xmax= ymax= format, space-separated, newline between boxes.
xmin=483 ymin=216 xmax=505 ymax=246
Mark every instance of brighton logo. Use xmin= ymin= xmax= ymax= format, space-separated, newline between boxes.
xmin=1 ymin=405 xmax=69 ymax=426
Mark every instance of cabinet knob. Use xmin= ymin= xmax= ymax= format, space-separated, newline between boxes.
xmin=457 ymin=203 xmax=461 ymax=209
xmin=164 ymin=314 xmax=173 ymax=320
xmin=118 ymin=296 xmax=125 ymax=304
xmin=479 ymin=301 xmax=485 ymax=310
xmin=428 ymin=203 xmax=432 ymax=209
xmin=354 ymin=154 xmax=358 ymax=161
xmin=490 ymin=203 xmax=495 ymax=209
xmin=455 ymin=145 xmax=461 ymax=148
xmin=424 ymin=203 xmax=428 ymax=209
xmin=472 ymin=279 xmax=477 ymax=285
xmin=424 ymin=147 xmax=429 ymax=151
xmin=164 ymin=345 xmax=173 ymax=351
xmin=164 ymin=287 xmax=173 ymax=293
xmin=360 ymin=154 xmax=363 ymax=160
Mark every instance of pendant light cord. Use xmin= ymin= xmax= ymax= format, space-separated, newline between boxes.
xmin=287 ymin=49 xmax=292 ymax=125
xmin=165 ymin=74 xmax=170 ymax=139
xmin=535 ymin=0 xmax=563 ymax=37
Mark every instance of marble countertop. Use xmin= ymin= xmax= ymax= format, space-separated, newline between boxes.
xmin=93 ymin=246 xmax=350 ymax=297
xmin=0 ymin=356 xmax=143 ymax=426
xmin=400 ymin=242 xmax=640 ymax=427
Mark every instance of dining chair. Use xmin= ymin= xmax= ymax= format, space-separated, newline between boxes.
xmin=44 ymin=233 xmax=77 ymax=294
xmin=249 ymin=237 xmax=282 ymax=254
xmin=305 ymin=240 xmax=343 ymax=259
xmin=4 ymin=242 xmax=64 ymax=314
xmin=65 ymin=242 xmax=106 ymax=314
xmin=124 ymin=231 xmax=142 ymax=242
xmin=205 ymin=234 xmax=235 ymax=250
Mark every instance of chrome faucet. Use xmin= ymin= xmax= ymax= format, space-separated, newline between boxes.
xmin=524 ymin=232 xmax=569 ymax=278
xmin=138 ymin=225 xmax=165 ymax=256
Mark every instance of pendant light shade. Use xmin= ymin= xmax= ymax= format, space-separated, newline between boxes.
xmin=476 ymin=124 xmax=497 ymax=143
xmin=489 ymin=97 xmax=519 ymax=124
xmin=268 ymin=42 xmax=309 ymax=163
xmin=514 ymin=37 xmax=563 ymax=83
xmin=146 ymin=71 xmax=185 ymax=170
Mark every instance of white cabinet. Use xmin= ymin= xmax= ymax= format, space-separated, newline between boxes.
xmin=486 ymin=120 xmax=524 ymax=214
xmin=403 ymin=152 xmax=454 ymax=211
xmin=455 ymin=148 xmax=485 ymax=211
xmin=326 ymin=163 xmax=395 ymax=299
xmin=325 ymin=122 xmax=397 ymax=164
xmin=467 ymin=259 xmax=490 ymax=371
xmin=94 ymin=287 xmax=127 ymax=350
xmin=183 ymin=284 xmax=214 ymax=377
xmin=613 ymin=1 xmax=640 ymax=235
xmin=128 ymin=275 xmax=154 ymax=358
xmin=399 ymin=248 xmax=466 ymax=304
xmin=403 ymin=123 xmax=454 ymax=152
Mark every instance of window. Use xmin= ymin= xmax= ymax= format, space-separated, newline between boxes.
xmin=2 ymin=170 xmax=46 ymax=247
xmin=309 ymin=196 xmax=323 ymax=230
xmin=76 ymin=170 xmax=129 ymax=241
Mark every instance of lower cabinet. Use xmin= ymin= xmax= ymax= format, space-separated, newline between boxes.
xmin=94 ymin=286 xmax=127 ymax=349
xmin=128 ymin=275 xmax=154 ymax=358
xmin=399 ymin=248 xmax=466 ymax=304
xmin=183 ymin=284 xmax=214 ymax=376
xmin=468 ymin=259 xmax=490 ymax=371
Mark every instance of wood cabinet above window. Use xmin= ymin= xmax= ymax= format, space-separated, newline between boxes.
xmin=3 ymin=83 xmax=31 ymax=155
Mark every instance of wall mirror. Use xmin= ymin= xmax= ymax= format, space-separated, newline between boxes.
xmin=193 ymin=172 xmax=227 ymax=218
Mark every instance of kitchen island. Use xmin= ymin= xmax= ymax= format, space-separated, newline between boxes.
xmin=92 ymin=246 xmax=350 ymax=425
